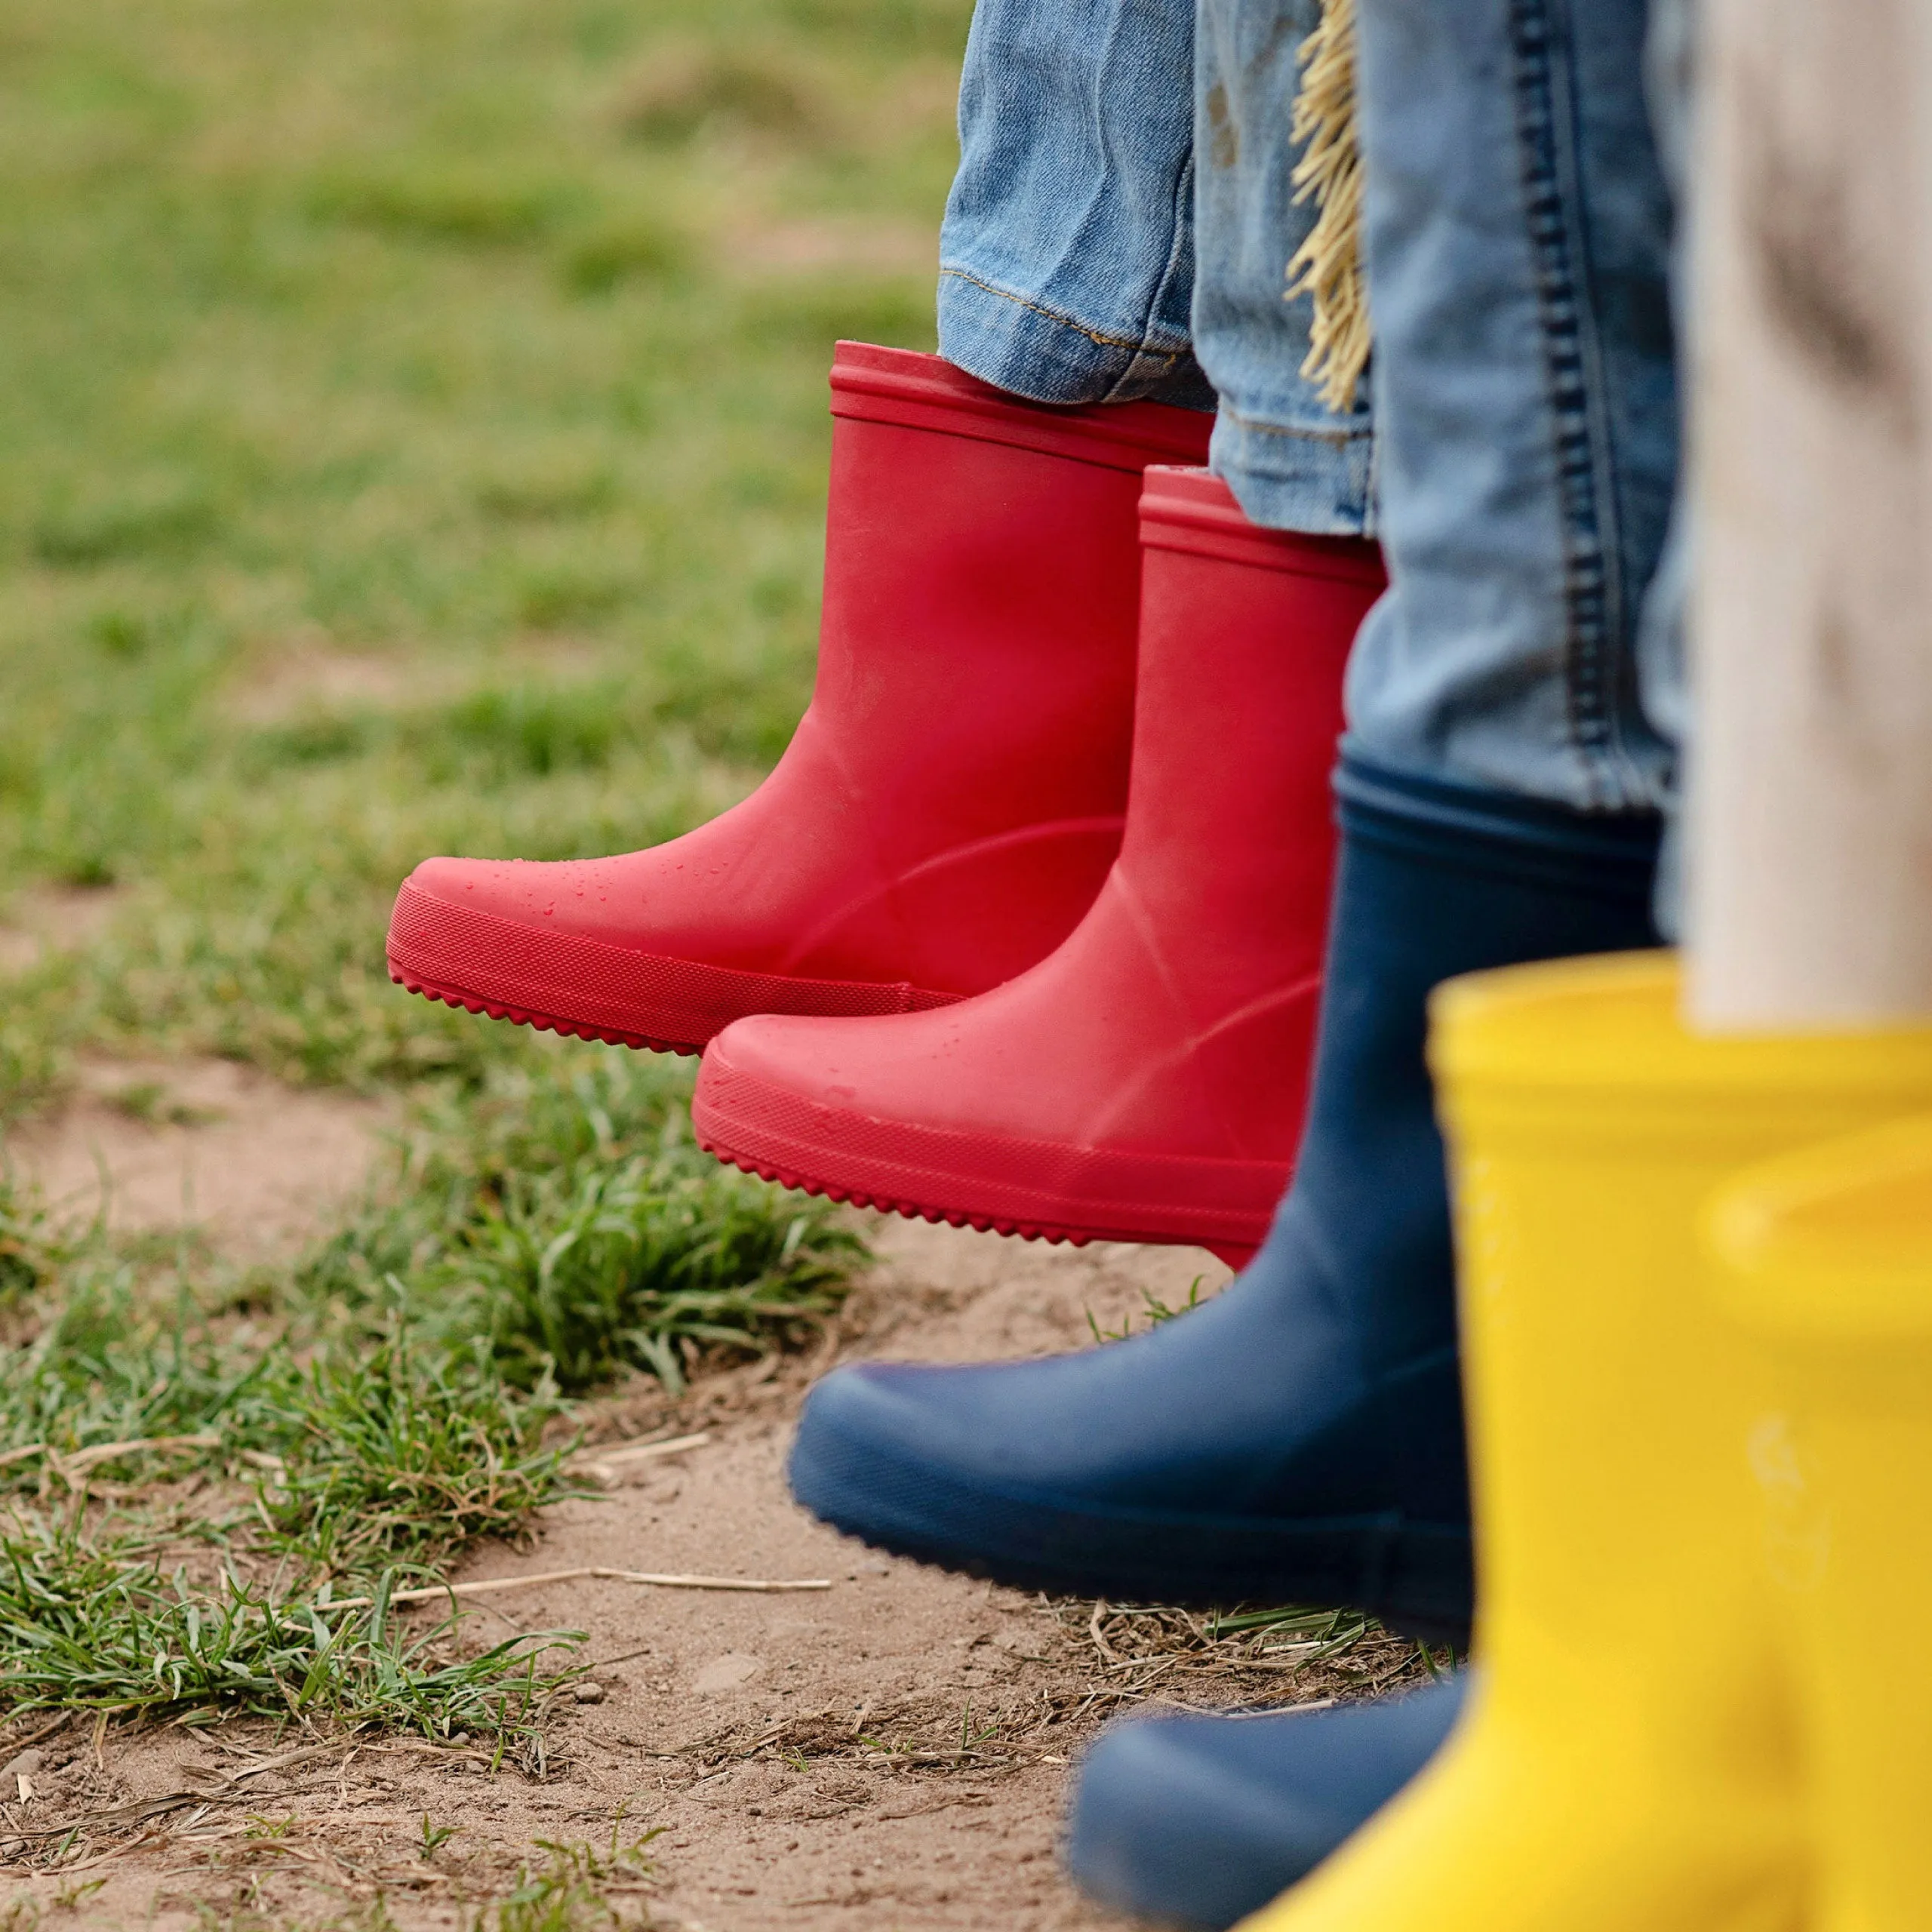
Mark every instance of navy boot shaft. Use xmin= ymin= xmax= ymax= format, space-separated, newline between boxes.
xmin=787 ymin=756 xmax=1660 ymax=1638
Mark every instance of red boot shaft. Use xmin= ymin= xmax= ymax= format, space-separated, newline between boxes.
xmin=694 ymin=469 xmax=1386 ymax=1263
xmin=386 ymin=343 xmax=1210 ymax=1054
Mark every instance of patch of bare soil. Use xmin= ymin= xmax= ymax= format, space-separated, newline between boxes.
xmin=0 ymin=884 xmax=127 ymax=975
xmin=0 ymin=1204 xmax=1417 ymax=1929
xmin=6 ymin=1057 xmax=392 ymax=1260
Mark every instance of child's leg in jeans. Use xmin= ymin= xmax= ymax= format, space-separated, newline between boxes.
xmin=937 ymin=0 xmax=1374 ymax=537
xmin=937 ymin=0 xmax=1208 ymax=407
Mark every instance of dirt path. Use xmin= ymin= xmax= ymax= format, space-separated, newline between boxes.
xmin=8 ymin=1056 xmax=393 ymax=1260
xmin=0 ymin=1079 xmax=1401 ymax=1930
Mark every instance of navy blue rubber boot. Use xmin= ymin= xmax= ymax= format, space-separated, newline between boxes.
xmin=1065 ymin=1675 xmax=1469 ymax=1930
xmin=787 ymin=754 xmax=1660 ymax=1641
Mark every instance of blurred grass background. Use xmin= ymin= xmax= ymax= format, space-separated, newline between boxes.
xmin=0 ymin=0 xmax=962 ymax=1730
xmin=0 ymin=0 xmax=969 ymax=1115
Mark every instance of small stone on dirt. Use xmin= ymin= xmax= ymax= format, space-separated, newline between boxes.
xmin=574 ymin=1681 xmax=607 ymax=1704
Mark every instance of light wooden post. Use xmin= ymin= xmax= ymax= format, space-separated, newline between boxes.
xmin=1689 ymin=0 xmax=1932 ymax=1029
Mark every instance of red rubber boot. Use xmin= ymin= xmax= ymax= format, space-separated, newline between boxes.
xmin=692 ymin=468 xmax=1386 ymax=1265
xmin=386 ymin=343 xmax=1211 ymax=1054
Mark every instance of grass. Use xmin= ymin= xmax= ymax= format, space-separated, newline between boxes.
xmin=0 ymin=1518 xmax=583 ymax=1740
xmin=167 ymin=1822 xmax=662 ymax=1932
xmin=0 ymin=0 xmax=950 ymax=1770
xmin=0 ymin=0 xmax=965 ymax=1115
xmin=1086 ymin=1278 xmax=1208 ymax=1343
xmin=247 ymin=1322 xmax=581 ymax=1574
xmin=479 ymin=1823 xmax=662 ymax=1932
xmin=0 ymin=1181 xmax=588 ymax=1740
xmin=1063 ymin=1597 xmax=1441 ymax=1709
xmin=297 ymin=1049 xmax=864 ymax=1394
xmin=0 ymin=1063 xmax=860 ymax=1736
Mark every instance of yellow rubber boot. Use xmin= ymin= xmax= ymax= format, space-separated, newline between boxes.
xmin=1709 ymin=1115 xmax=1932 ymax=1932
xmin=1237 ymin=952 xmax=1932 ymax=1932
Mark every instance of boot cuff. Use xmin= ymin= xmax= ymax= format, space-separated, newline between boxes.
xmin=1334 ymin=752 xmax=1661 ymax=898
xmin=829 ymin=341 xmax=1213 ymax=473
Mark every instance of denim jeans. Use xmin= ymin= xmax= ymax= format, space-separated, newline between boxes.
xmin=939 ymin=0 xmax=1376 ymax=537
xmin=937 ymin=0 xmax=1681 ymax=813
xmin=1347 ymin=0 xmax=1679 ymax=810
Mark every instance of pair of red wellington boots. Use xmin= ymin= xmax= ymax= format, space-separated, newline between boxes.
xmin=387 ymin=342 xmax=1384 ymax=1266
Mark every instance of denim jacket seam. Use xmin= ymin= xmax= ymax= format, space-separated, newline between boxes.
xmin=937 ymin=266 xmax=1192 ymax=363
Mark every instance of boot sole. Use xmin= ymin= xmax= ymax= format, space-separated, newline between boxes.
xmin=385 ymin=881 xmax=959 ymax=1057
xmin=788 ymin=1423 xmax=1472 ymax=1647
xmin=693 ymin=1052 xmax=1278 ymax=1263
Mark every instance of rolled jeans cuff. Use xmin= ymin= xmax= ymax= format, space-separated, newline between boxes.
xmin=936 ymin=263 xmax=1217 ymax=411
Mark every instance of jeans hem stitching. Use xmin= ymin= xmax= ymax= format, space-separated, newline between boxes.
xmin=1216 ymin=399 xmax=1371 ymax=453
xmin=937 ymin=266 xmax=1193 ymax=366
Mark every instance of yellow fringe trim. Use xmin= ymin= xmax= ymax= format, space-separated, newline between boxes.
xmin=1286 ymin=0 xmax=1369 ymax=414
